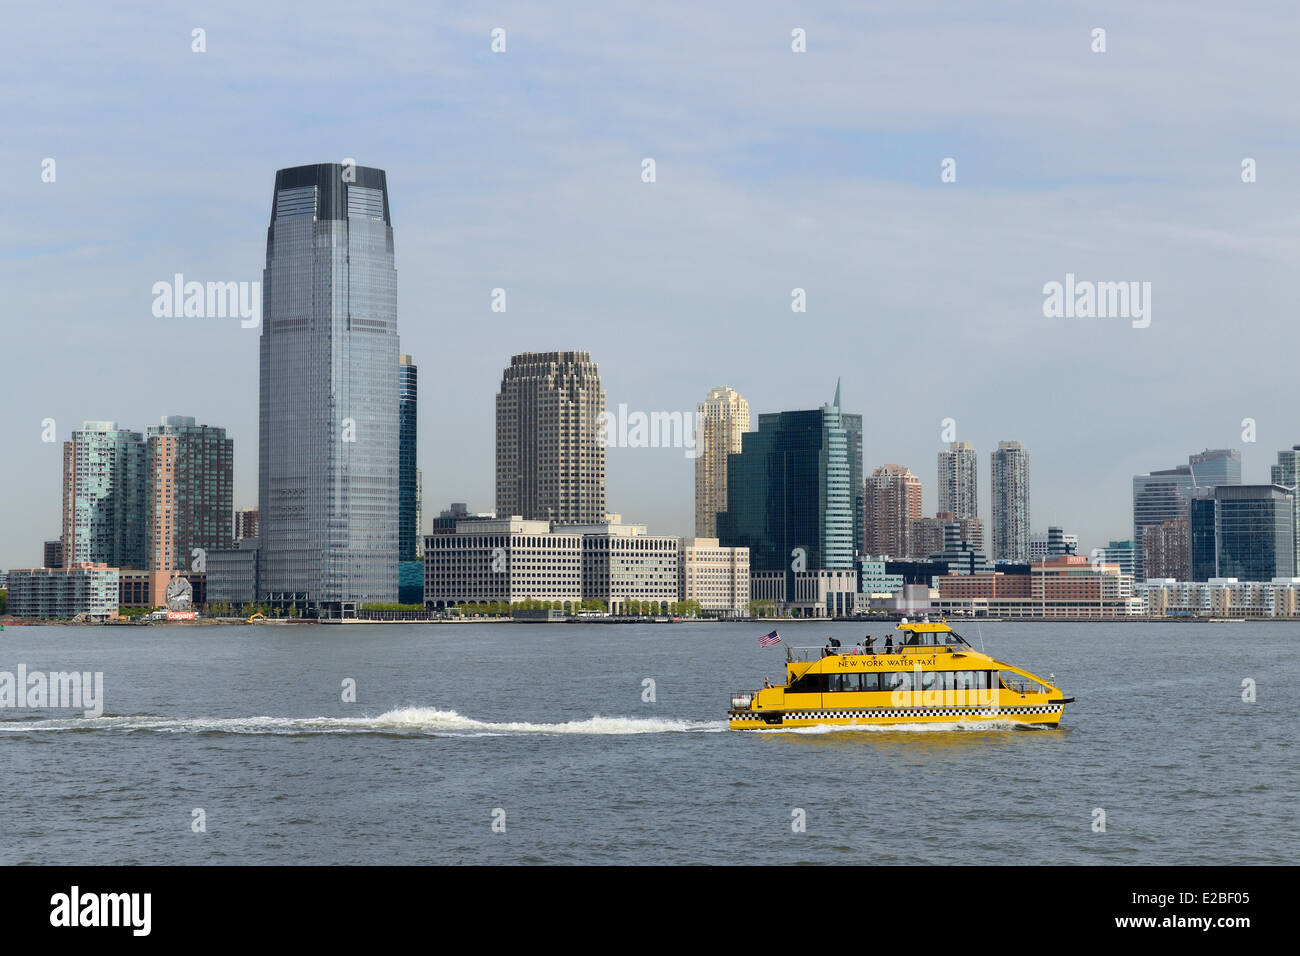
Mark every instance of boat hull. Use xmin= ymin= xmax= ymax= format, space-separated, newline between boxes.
xmin=728 ymin=702 xmax=1065 ymax=730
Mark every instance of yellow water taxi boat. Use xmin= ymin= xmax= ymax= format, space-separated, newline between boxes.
xmin=729 ymin=619 xmax=1073 ymax=730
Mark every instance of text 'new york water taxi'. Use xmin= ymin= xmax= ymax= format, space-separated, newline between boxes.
xmin=729 ymin=619 xmax=1074 ymax=730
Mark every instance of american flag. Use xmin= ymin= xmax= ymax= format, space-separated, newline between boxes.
xmin=758 ymin=630 xmax=781 ymax=647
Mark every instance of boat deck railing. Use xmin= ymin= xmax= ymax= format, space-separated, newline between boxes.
xmin=784 ymin=643 xmax=973 ymax=661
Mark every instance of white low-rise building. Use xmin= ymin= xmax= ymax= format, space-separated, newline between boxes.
xmin=1138 ymin=577 xmax=1300 ymax=617
xmin=560 ymin=521 xmax=680 ymax=614
xmin=678 ymin=537 xmax=749 ymax=615
xmin=424 ymin=518 xmax=582 ymax=608
xmin=424 ymin=517 xmax=686 ymax=612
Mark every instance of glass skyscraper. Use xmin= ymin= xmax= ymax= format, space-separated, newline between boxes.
xmin=1132 ymin=448 xmax=1240 ymax=581
xmin=717 ymin=382 xmax=862 ymax=600
xmin=1269 ymin=445 xmax=1300 ymax=575
xmin=1214 ymin=485 xmax=1295 ymax=581
xmin=399 ymin=354 xmax=418 ymax=562
xmin=258 ymin=163 xmax=400 ymax=611
xmin=1189 ymin=495 xmax=1217 ymax=581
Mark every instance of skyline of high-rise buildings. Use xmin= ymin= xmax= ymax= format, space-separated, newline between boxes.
xmin=25 ymin=162 xmax=1300 ymax=612
xmin=258 ymin=163 xmax=400 ymax=611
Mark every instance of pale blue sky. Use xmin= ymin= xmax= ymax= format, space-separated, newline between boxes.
xmin=4 ymin=1 xmax=1300 ymax=569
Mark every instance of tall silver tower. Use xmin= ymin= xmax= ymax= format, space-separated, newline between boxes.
xmin=258 ymin=163 xmax=399 ymax=612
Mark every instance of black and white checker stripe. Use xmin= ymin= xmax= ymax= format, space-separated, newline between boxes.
xmin=729 ymin=704 xmax=1063 ymax=721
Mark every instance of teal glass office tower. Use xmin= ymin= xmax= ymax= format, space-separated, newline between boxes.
xmin=1211 ymin=485 xmax=1294 ymax=581
xmin=717 ymin=382 xmax=862 ymax=600
xmin=399 ymin=354 xmax=418 ymax=562
xmin=258 ymin=163 xmax=399 ymax=611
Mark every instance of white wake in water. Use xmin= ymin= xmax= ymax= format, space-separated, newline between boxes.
xmin=0 ymin=707 xmax=727 ymax=737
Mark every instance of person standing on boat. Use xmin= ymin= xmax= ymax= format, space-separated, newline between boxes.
xmin=884 ymin=634 xmax=894 ymax=654
xmin=864 ymin=636 xmax=875 ymax=655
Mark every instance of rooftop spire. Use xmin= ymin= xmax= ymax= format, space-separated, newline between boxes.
xmin=833 ymin=377 xmax=842 ymax=409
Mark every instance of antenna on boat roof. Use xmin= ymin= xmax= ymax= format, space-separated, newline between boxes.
xmin=975 ymin=619 xmax=986 ymax=654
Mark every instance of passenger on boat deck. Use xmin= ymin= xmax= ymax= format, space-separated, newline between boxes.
xmin=822 ymin=642 xmax=832 ymax=658
xmin=884 ymin=635 xmax=894 ymax=653
xmin=864 ymin=636 xmax=875 ymax=655
xmin=851 ymin=642 xmax=861 ymax=655
xmin=830 ymin=637 xmax=841 ymax=650
xmin=763 ymin=676 xmax=773 ymax=688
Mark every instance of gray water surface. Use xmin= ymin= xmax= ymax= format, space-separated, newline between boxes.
xmin=0 ymin=621 xmax=1294 ymax=864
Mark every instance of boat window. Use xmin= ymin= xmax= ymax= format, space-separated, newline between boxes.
xmin=882 ymin=671 xmax=913 ymax=692
xmin=924 ymin=671 xmax=954 ymax=691
xmin=831 ymin=674 xmax=869 ymax=692
xmin=787 ymin=673 xmax=824 ymax=694
xmin=860 ymin=672 xmax=880 ymax=692
xmin=999 ymin=671 xmax=1043 ymax=694
xmin=954 ymin=671 xmax=973 ymax=690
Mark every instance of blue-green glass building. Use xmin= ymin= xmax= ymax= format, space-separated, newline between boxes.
xmin=1189 ymin=495 xmax=1217 ymax=582
xmin=399 ymin=354 xmax=418 ymax=562
xmin=716 ymin=382 xmax=862 ymax=601
xmin=1212 ymin=485 xmax=1295 ymax=581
